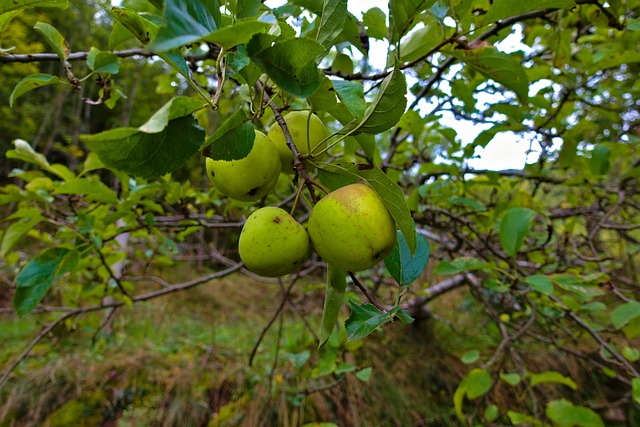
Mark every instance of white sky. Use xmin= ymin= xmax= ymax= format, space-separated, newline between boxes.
xmin=264 ymin=0 xmax=533 ymax=171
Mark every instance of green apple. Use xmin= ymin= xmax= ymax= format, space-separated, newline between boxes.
xmin=239 ymin=206 xmax=311 ymax=277
xmin=307 ymin=183 xmax=397 ymax=272
xmin=267 ymin=110 xmax=329 ymax=174
xmin=206 ymin=131 xmax=281 ymax=202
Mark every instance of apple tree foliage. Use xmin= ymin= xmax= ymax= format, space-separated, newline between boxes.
xmin=1 ymin=0 xmax=640 ymax=424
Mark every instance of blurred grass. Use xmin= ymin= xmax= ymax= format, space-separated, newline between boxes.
xmin=1 ymin=269 xmax=632 ymax=426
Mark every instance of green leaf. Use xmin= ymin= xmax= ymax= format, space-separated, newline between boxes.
xmin=108 ymin=7 xmax=157 ymax=45
xmin=339 ymin=68 xmax=407 ymax=135
xmin=545 ymin=399 xmax=604 ymax=427
xmin=1 ymin=213 xmax=43 ymax=258
xmin=249 ymin=37 xmax=324 ymax=98
xmin=319 ymin=265 xmax=347 ymax=347
xmin=434 ymin=257 xmax=488 ymax=275
xmin=385 ymin=230 xmax=430 ymax=286
xmin=499 ymin=207 xmax=535 ymax=257
xmin=633 ymin=378 xmax=640 ymax=405
xmin=54 ymin=177 xmax=119 ymax=204
xmin=530 ymin=371 xmax=577 ymax=390
xmin=33 ymin=21 xmax=68 ymax=60
xmin=611 ymin=302 xmax=640 ymax=329
xmin=500 ymin=372 xmax=522 ymax=386
xmin=466 ymin=368 xmax=491 ymax=399
xmin=389 ymin=0 xmax=436 ymax=43
xmin=86 ymin=48 xmax=120 ymax=74
xmin=450 ymin=47 xmax=529 ymax=103
xmin=508 ymin=411 xmax=541 ymax=426
xmin=308 ymin=76 xmax=338 ymax=111
xmin=81 ymin=97 xmax=205 ymax=178
xmin=316 ymin=0 xmax=347 ymax=50
xmin=622 ymin=347 xmax=639 ymax=362
xmin=355 ymin=367 xmax=372 ymax=382
xmin=398 ymin=24 xmax=443 ymax=62
xmin=461 ymin=349 xmax=480 ymax=364
xmin=234 ymin=0 xmax=261 ymax=18
xmin=332 ymin=80 xmax=366 ymax=120
xmin=589 ymin=144 xmax=611 ymax=175
xmin=9 ymin=74 xmax=61 ymax=107
xmin=204 ymin=109 xmax=255 ymax=161
xmin=149 ymin=0 xmax=218 ymax=51
xmin=484 ymin=405 xmax=499 ymax=422
xmin=203 ymin=18 xmax=270 ymax=49
xmin=363 ymin=7 xmax=387 ymax=39
xmin=355 ymin=167 xmax=416 ymax=254
xmin=483 ymin=0 xmax=575 ymax=24
xmin=345 ymin=301 xmax=397 ymax=341
xmin=524 ymin=274 xmax=554 ymax=295
xmin=0 ymin=0 xmax=68 ymax=14
xmin=13 ymin=247 xmax=79 ymax=318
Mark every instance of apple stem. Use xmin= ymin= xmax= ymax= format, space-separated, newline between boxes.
xmin=256 ymin=80 xmax=320 ymax=204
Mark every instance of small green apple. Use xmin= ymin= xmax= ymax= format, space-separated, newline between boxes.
xmin=267 ymin=110 xmax=329 ymax=174
xmin=239 ymin=207 xmax=311 ymax=277
xmin=206 ymin=131 xmax=281 ymax=202
xmin=307 ymin=183 xmax=397 ymax=272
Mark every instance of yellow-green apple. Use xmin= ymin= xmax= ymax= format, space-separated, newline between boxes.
xmin=267 ymin=110 xmax=328 ymax=174
xmin=307 ymin=183 xmax=397 ymax=272
xmin=205 ymin=131 xmax=281 ymax=202
xmin=239 ymin=207 xmax=311 ymax=277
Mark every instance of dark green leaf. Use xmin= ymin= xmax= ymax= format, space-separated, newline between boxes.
xmin=81 ymin=97 xmax=205 ymax=178
xmin=339 ymin=68 xmax=407 ymax=135
xmin=589 ymin=144 xmax=611 ymax=175
xmin=484 ymin=0 xmax=575 ymax=24
xmin=10 ymin=74 xmax=61 ymax=107
xmin=450 ymin=47 xmax=529 ymax=103
xmin=308 ymin=76 xmax=338 ymax=111
xmin=385 ymin=230 xmax=430 ymax=286
xmin=332 ymin=80 xmax=366 ymax=119
xmin=203 ymin=18 xmax=270 ymax=49
xmin=395 ymin=308 xmax=414 ymax=324
xmin=499 ymin=207 xmax=535 ymax=257
xmin=150 ymin=0 xmax=218 ymax=51
xmin=345 ymin=300 xmax=398 ymax=341
xmin=204 ymin=109 xmax=255 ymax=161
xmin=13 ymin=247 xmax=79 ymax=318
xmin=0 ymin=0 xmax=68 ymax=14
xmin=389 ymin=0 xmax=436 ymax=43
xmin=319 ymin=265 xmax=347 ymax=347
xmin=249 ymin=37 xmax=324 ymax=97
xmin=316 ymin=0 xmax=347 ymax=50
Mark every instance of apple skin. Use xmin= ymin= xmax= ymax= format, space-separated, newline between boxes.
xmin=267 ymin=111 xmax=329 ymax=174
xmin=206 ymin=131 xmax=281 ymax=202
xmin=239 ymin=207 xmax=311 ymax=277
xmin=307 ymin=183 xmax=397 ymax=272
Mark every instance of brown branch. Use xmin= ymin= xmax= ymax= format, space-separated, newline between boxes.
xmin=348 ymin=272 xmax=386 ymax=312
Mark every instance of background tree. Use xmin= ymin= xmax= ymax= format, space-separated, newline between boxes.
xmin=1 ymin=0 xmax=640 ymax=425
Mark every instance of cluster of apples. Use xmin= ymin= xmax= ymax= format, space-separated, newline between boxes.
xmin=206 ymin=111 xmax=398 ymax=276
